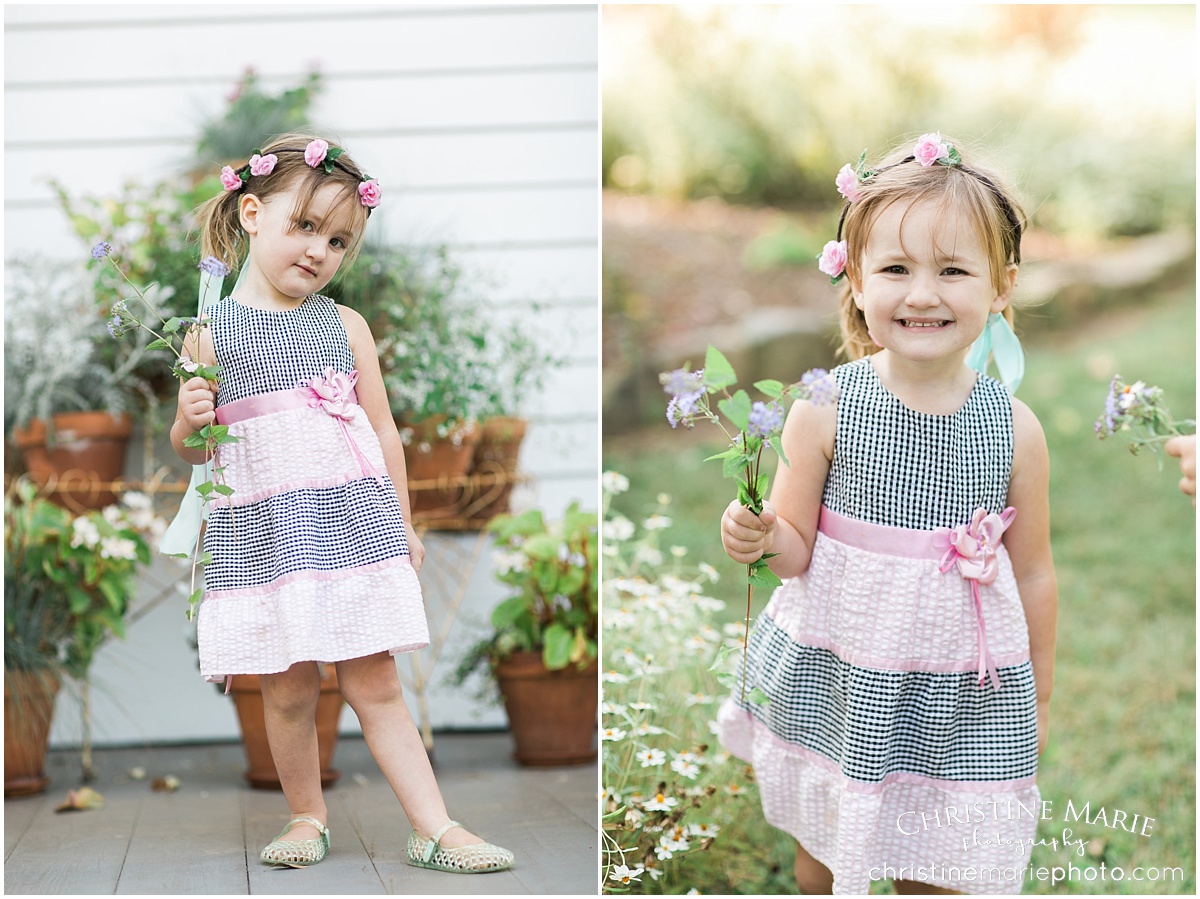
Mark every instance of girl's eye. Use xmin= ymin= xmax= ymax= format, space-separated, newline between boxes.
xmin=942 ymin=267 xmax=967 ymax=276
xmin=298 ymin=220 xmax=314 ymax=232
xmin=882 ymin=265 xmax=907 ymax=275
xmin=330 ymin=237 xmax=346 ymax=250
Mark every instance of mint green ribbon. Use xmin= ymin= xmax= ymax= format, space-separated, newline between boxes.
xmin=159 ymin=267 xmax=242 ymax=556
xmin=965 ymin=312 xmax=1024 ymax=394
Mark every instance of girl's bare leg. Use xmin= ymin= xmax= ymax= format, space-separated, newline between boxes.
xmin=335 ymin=652 xmax=485 ymax=849
xmin=258 ymin=662 xmax=326 ymax=841
xmin=795 ymin=841 xmax=834 ymax=894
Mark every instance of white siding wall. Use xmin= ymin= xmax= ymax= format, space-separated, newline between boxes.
xmin=4 ymin=4 xmax=599 ymax=747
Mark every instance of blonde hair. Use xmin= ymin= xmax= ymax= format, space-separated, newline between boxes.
xmin=835 ymin=138 xmax=1025 ymax=361
xmin=194 ymin=132 xmax=373 ymax=274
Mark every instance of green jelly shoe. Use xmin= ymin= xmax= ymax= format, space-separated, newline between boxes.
xmin=259 ymin=815 xmax=330 ymax=867
xmin=406 ymin=821 xmax=514 ymax=874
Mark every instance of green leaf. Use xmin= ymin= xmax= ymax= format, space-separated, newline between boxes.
xmin=182 ymin=433 xmax=207 ymax=448
xmin=704 ymin=447 xmax=738 ymax=463
xmin=542 ymin=623 xmax=573 ymax=670
xmin=753 ymin=379 xmax=784 ymax=398
xmin=490 ymin=595 xmax=529 ymax=629
xmin=747 ymin=687 xmax=771 ymax=705
xmin=163 ymin=317 xmax=182 ymax=334
xmin=145 ymin=338 xmax=171 ymax=351
xmin=723 ymin=450 xmax=752 ymax=480
xmin=213 ymin=484 xmax=235 ymax=496
xmin=703 ymin=345 xmax=737 ymax=390
xmin=772 ymin=436 xmax=791 ymax=469
xmin=718 ymin=390 xmax=751 ymax=431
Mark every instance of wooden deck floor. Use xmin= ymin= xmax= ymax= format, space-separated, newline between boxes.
xmin=4 ymin=732 xmax=598 ymax=895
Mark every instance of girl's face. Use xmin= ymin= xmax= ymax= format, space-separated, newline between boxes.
xmin=240 ymin=180 xmax=359 ymax=304
xmin=850 ymin=198 xmax=1016 ymax=368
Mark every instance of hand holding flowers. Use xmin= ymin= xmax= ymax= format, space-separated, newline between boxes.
xmin=92 ymin=241 xmax=239 ymax=619
xmin=660 ymin=346 xmax=839 ymax=701
xmin=1095 ymin=375 xmax=1196 ymax=468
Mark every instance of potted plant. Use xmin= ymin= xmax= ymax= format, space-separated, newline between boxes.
xmin=4 ymin=258 xmax=158 ymax=510
xmin=455 ymin=503 xmax=599 ymax=766
xmin=4 ymin=480 xmax=159 ymax=795
xmin=367 ymin=246 xmax=492 ymax=503
xmin=469 ymin=315 xmax=566 ymax=518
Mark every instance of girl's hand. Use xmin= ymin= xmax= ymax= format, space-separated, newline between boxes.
xmin=178 ymin=377 xmax=217 ymax=431
xmin=721 ymin=499 xmax=777 ymax=564
xmin=1037 ymin=698 xmax=1050 ymax=755
xmin=407 ymin=529 xmax=425 ymax=574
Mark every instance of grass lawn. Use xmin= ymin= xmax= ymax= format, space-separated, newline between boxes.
xmin=602 ymin=290 xmax=1196 ymax=894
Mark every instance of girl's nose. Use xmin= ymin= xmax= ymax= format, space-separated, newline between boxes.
xmin=905 ymin=272 xmax=939 ymax=307
xmin=305 ymin=240 xmax=326 ymax=262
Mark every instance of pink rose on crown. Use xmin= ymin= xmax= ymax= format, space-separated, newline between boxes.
xmin=835 ymin=164 xmax=863 ymax=203
xmin=358 ymin=179 xmax=382 ymax=208
xmin=249 ymin=153 xmax=278 ymax=176
xmin=817 ymin=240 xmax=848 ymax=279
xmin=305 ymin=139 xmax=329 ymax=168
xmin=220 ymin=165 xmax=243 ymax=191
xmin=913 ymin=131 xmax=950 ymax=167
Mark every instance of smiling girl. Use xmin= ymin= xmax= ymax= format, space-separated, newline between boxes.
xmin=718 ymin=133 xmax=1057 ymax=894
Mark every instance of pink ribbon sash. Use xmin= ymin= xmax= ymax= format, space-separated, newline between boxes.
xmin=215 ymin=368 xmax=384 ymax=484
xmin=818 ymin=504 xmax=1016 ymax=692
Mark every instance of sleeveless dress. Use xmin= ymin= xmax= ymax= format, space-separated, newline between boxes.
xmin=717 ymin=357 xmax=1040 ymax=895
xmin=196 ymin=295 xmax=429 ymax=683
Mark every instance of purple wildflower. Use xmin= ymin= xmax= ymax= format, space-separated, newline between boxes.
xmin=800 ymin=369 xmax=840 ymax=406
xmin=106 ymin=301 xmax=133 ymax=339
xmin=91 ymin=241 xmax=112 ymax=260
xmin=660 ymin=367 xmax=706 ymax=421
xmin=746 ymin=400 xmax=785 ymax=439
xmin=198 ymin=256 xmax=232 ymax=278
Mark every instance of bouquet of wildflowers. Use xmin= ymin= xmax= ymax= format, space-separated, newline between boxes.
xmin=660 ymin=346 xmax=838 ymax=701
xmin=92 ymin=241 xmax=238 ymax=619
xmin=1095 ymin=375 xmax=1195 ymax=467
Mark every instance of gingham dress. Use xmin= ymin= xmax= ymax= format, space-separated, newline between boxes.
xmin=717 ymin=357 xmax=1039 ymax=895
xmin=196 ymin=295 xmax=428 ymax=682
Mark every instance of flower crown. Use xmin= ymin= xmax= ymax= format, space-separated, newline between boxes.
xmin=219 ymin=139 xmax=381 ymax=209
xmin=817 ymin=131 xmax=1021 ymax=283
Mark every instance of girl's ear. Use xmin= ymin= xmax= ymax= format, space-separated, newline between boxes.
xmin=848 ymin=274 xmax=865 ymax=310
xmin=239 ymin=193 xmax=264 ymax=236
xmin=991 ymin=263 xmax=1018 ymax=313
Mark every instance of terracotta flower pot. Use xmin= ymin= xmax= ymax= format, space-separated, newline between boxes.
xmin=12 ymin=412 xmax=133 ymax=512
xmin=400 ymin=418 xmax=482 ymax=518
xmin=469 ymin=417 xmax=527 ymax=519
xmin=493 ymin=651 xmax=598 ymax=767
xmin=228 ymin=665 xmax=344 ymax=790
xmin=4 ymin=670 xmax=60 ymax=797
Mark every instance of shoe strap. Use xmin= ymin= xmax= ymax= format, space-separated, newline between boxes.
xmin=422 ymin=820 xmax=462 ymax=861
xmin=279 ymin=816 xmax=329 ymax=840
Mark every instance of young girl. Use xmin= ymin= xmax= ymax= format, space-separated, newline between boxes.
xmin=172 ymin=133 xmax=513 ymax=873
xmin=719 ymin=133 xmax=1057 ymax=895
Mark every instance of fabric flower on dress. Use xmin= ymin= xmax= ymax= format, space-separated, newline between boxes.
xmin=301 ymin=368 xmax=359 ymax=420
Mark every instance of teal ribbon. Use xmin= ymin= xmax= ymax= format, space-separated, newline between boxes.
xmin=159 ymin=267 xmax=242 ymax=556
xmin=965 ymin=312 xmax=1024 ymax=394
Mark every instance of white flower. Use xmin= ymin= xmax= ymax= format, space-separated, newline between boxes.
xmin=669 ymin=545 xmax=688 ymax=558
xmin=634 ymin=545 xmax=663 ymax=566
xmin=643 ymin=791 xmax=678 ymax=811
xmin=686 ymin=822 xmax=720 ymax=838
xmin=602 ymin=470 xmax=630 ymax=495
xmin=628 ymin=701 xmax=655 ymax=712
xmin=609 ymin=864 xmax=644 ymax=885
xmin=685 ymin=692 xmax=714 ymax=706
xmin=698 ymin=562 xmax=720 ymax=582
xmin=99 ymin=536 xmax=138 ymax=561
xmin=490 ymin=550 xmax=527 ymax=575
xmin=604 ymin=515 xmax=635 ymax=541
xmin=671 ymin=759 xmax=700 ymax=779
xmin=601 ymin=727 xmax=628 ymax=741
xmin=635 ymin=748 xmax=666 ymax=768
xmin=656 ymin=492 xmax=671 ymax=505
xmin=633 ymin=722 xmax=666 ymax=737
xmin=643 ymin=514 xmax=672 ymax=530
xmin=70 ymin=517 xmax=101 ymax=549
xmin=121 ymin=491 xmax=152 ymax=510
xmin=601 ymin=701 xmax=627 ymax=715
xmin=607 ymin=607 xmax=637 ymax=628
xmin=602 ymin=670 xmax=630 ymax=684
xmin=101 ymin=505 xmax=127 ymax=528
